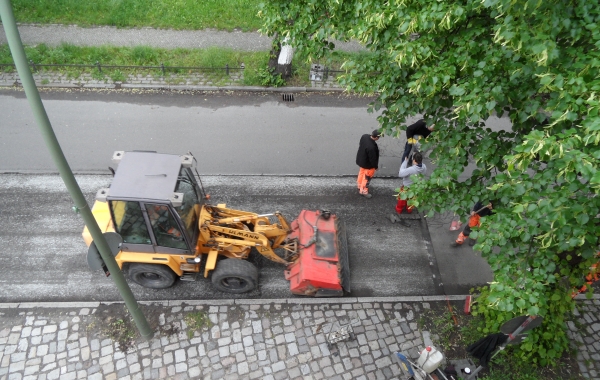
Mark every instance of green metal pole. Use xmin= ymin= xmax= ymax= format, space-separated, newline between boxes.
xmin=0 ymin=0 xmax=153 ymax=340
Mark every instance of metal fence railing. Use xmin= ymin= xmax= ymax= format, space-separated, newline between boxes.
xmin=309 ymin=64 xmax=345 ymax=82
xmin=0 ymin=61 xmax=244 ymax=77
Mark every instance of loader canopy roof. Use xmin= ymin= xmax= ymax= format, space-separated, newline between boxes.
xmin=108 ymin=151 xmax=182 ymax=202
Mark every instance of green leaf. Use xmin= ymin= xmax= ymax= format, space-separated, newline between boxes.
xmin=528 ymin=305 xmax=540 ymax=316
xmin=576 ymin=213 xmax=589 ymax=225
xmin=514 ymin=184 xmax=526 ymax=196
xmin=449 ymin=85 xmax=465 ymax=96
xmin=540 ymin=75 xmax=553 ymax=85
xmin=554 ymin=75 xmax=564 ymax=89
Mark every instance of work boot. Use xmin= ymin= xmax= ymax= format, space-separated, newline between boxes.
xmin=452 ymin=232 xmax=467 ymax=247
xmin=468 ymin=238 xmax=476 ymax=246
xmin=361 ymin=193 xmax=372 ymax=199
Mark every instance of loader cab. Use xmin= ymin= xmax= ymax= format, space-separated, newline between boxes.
xmin=98 ymin=151 xmax=202 ymax=255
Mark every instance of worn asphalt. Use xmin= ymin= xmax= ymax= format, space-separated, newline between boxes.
xmin=0 ymin=23 xmax=599 ymax=379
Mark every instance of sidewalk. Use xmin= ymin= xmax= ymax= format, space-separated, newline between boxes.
xmin=0 ymin=24 xmax=365 ymax=52
xmin=1 ymin=296 xmax=598 ymax=380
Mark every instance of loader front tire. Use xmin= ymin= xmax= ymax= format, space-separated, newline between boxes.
xmin=211 ymin=259 xmax=258 ymax=294
xmin=128 ymin=263 xmax=176 ymax=289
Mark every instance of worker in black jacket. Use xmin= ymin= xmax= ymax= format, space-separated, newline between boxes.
xmin=401 ymin=119 xmax=435 ymax=162
xmin=356 ymin=129 xmax=382 ymax=199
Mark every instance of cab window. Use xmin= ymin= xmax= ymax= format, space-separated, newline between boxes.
xmin=145 ymin=204 xmax=187 ymax=250
xmin=110 ymin=200 xmax=151 ymax=245
xmin=174 ymin=168 xmax=200 ymax=242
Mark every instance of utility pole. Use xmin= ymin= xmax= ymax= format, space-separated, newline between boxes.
xmin=0 ymin=0 xmax=153 ymax=340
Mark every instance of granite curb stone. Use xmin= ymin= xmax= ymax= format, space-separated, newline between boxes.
xmin=0 ymin=82 xmax=347 ymax=93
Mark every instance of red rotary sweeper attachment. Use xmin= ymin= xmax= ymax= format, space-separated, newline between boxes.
xmin=284 ymin=210 xmax=351 ymax=297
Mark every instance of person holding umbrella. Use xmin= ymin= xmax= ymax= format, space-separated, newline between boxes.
xmin=401 ymin=119 xmax=435 ymax=164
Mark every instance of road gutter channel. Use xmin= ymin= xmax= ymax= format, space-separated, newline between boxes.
xmin=419 ymin=214 xmax=446 ymax=295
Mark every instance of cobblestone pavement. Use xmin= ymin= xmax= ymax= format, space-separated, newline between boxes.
xmin=570 ymin=298 xmax=600 ymax=380
xmin=0 ymin=71 xmax=343 ymax=91
xmin=0 ymin=296 xmax=598 ymax=380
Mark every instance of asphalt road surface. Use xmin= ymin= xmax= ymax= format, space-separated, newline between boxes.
xmin=0 ymin=88 xmax=499 ymax=301
xmin=0 ymin=174 xmax=435 ymax=302
xmin=0 ymin=88 xmax=410 ymax=176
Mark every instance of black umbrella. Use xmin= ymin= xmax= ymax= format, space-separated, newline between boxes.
xmin=466 ymin=332 xmax=508 ymax=366
xmin=465 ymin=315 xmax=543 ymax=380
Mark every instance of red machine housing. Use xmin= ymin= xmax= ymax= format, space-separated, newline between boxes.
xmin=284 ymin=210 xmax=350 ymax=297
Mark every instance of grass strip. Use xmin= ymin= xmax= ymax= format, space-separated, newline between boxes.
xmin=0 ymin=43 xmax=367 ymax=87
xmin=0 ymin=43 xmax=269 ymax=85
xmin=11 ymin=0 xmax=263 ymax=32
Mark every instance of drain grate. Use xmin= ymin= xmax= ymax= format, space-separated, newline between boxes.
xmin=282 ymin=93 xmax=295 ymax=102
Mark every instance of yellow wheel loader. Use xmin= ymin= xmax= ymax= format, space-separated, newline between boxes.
xmin=83 ymin=151 xmax=350 ymax=296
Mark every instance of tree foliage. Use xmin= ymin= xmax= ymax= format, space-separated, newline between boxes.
xmin=259 ymin=0 xmax=600 ymax=365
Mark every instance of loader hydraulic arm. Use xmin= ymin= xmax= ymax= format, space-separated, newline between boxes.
xmin=198 ymin=205 xmax=299 ymax=266
xmin=206 ymin=224 xmax=290 ymax=265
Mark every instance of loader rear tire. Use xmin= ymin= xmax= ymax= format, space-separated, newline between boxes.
xmin=211 ymin=259 xmax=258 ymax=294
xmin=128 ymin=263 xmax=176 ymax=289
